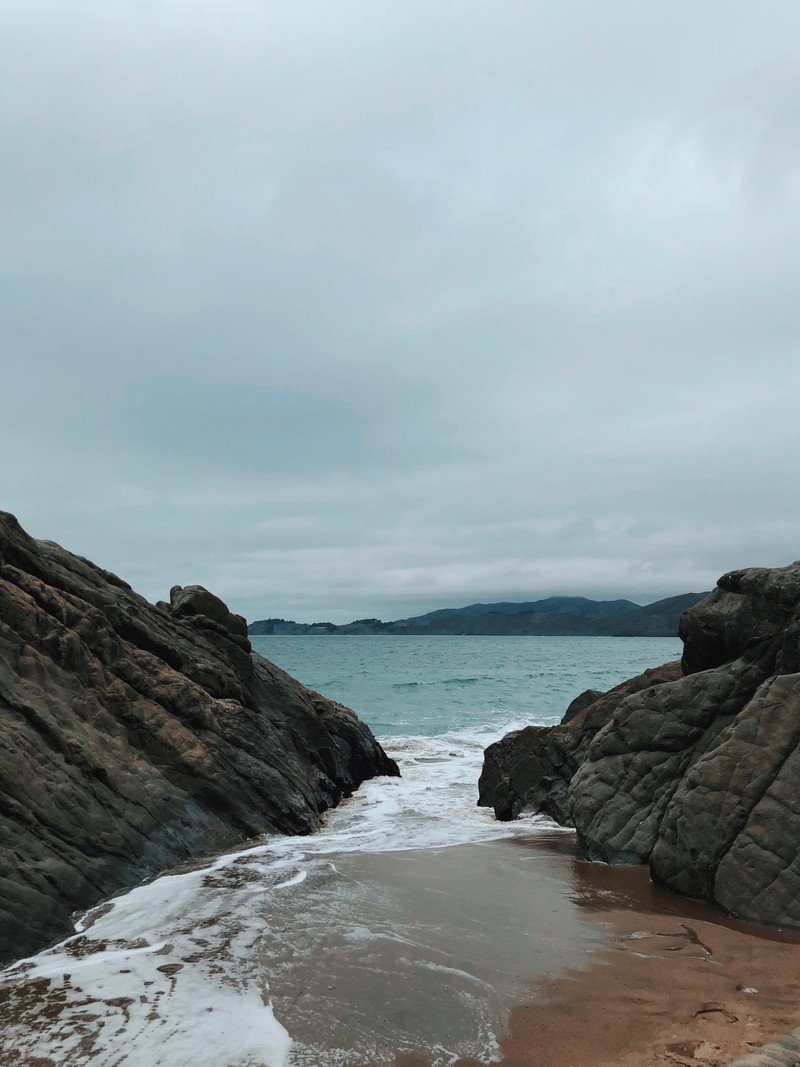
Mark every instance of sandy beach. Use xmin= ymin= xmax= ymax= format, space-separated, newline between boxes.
xmin=268 ymin=834 xmax=800 ymax=1067
xmin=3 ymin=830 xmax=800 ymax=1067
xmin=465 ymin=838 xmax=800 ymax=1067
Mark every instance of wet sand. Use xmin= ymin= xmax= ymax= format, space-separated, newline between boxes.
xmin=463 ymin=843 xmax=800 ymax=1067
xmin=270 ymin=834 xmax=800 ymax=1067
xmin=265 ymin=833 xmax=604 ymax=1065
xmin=3 ymin=832 xmax=799 ymax=1066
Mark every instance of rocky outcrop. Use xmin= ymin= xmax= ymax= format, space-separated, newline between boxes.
xmin=478 ymin=663 xmax=682 ymax=824
xmin=0 ymin=511 xmax=398 ymax=964
xmin=479 ymin=561 xmax=800 ymax=929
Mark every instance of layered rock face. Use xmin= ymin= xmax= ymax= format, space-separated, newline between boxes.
xmin=0 ymin=511 xmax=398 ymax=964
xmin=478 ymin=663 xmax=683 ymax=826
xmin=480 ymin=562 xmax=800 ymax=928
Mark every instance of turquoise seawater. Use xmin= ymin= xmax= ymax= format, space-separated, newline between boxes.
xmin=250 ymin=634 xmax=683 ymax=738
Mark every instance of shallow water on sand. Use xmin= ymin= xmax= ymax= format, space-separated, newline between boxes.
xmin=261 ymin=838 xmax=604 ymax=1066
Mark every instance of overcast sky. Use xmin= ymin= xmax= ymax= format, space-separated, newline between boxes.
xmin=3 ymin=2 xmax=800 ymax=623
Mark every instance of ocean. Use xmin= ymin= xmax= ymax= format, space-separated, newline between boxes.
xmin=0 ymin=635 xmax=681 ymax=1067
xmin=250 ymin=634 xmax=682 ymax=737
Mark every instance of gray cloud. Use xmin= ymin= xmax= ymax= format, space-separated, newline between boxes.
xmin=3 ymin=1 xmax=800 ymax=622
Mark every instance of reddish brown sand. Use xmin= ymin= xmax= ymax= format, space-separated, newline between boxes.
xmin=459 ymin=910 xmax=800 ymax=1067
xmin=394 ymin=839 xmax=800 ymax=1067
xmin=258 ymin=833 xmax=800 ymax=1067
xmin=3 ymin=834 xmax=799 ymax=1067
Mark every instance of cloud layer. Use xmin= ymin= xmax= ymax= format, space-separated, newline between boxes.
xmin=3 ymin=2 xmax=800 ymax=621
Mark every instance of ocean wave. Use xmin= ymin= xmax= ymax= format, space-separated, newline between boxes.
xmin=391 ymin=676 xmax=485 ymax=689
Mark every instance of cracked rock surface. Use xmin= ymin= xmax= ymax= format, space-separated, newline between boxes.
xmin=0 ymin=511 xmax=398 ymax=964
xmin=480 ymin=560 xmax=800 ymax=929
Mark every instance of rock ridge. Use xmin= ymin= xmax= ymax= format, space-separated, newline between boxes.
xmin=479 ymin=559 xmax=800 ymax=929
xmin=0 ymin=511 xmax=398 ymax=964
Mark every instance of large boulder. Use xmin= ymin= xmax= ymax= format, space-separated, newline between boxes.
xmin=167 ymin=583 xmax=250 ymax=640
xmin=0 ymin=511 xmax=398 ymax=964
xmin=480 ymin=559 xmax=800 ymax=928
xmin=678 ymin=566 xmax=797 ymax=673
xmin=569 ymin=656 xmax=768 ymax=864
xmin=478 ymin=663 xmax=681 ymax=824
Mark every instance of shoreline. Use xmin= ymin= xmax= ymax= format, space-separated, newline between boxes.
xmin=462 ymin=847 xmax=800 ymax=1067
xmin=3 ymin=833 xmax=799 ymax=1067
xmin=273 ymin=835 xmax=800 ymax=1067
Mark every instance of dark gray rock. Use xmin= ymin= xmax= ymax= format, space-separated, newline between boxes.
xmin=477 ymin=662 xmax=682 ymax=825
xmin=679 ymin=566 xmax=797 ymax=674
xmin=570 ymin=657 xmax=767 ymax=865
xmin=0 ymin=511 xmax=398 ymax=964
xmin=168 ymin=583 xmax=249 ymax=641
xmin=560 ymin=688 xmax=603 ymax=724
xmin=480 ymin=559 xmax=800 ymax=929
xmin=653 ymin=668 xmax=800 ymax=927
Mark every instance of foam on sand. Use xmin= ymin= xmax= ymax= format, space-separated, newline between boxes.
xmin=0 ymin=725 xmax=573 ymax=1067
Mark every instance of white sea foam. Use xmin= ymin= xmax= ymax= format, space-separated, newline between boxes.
xmin=0 ymin=723 xmax=570 ymax=1066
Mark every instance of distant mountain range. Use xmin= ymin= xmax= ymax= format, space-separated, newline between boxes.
xmin=247 ymin=593 xmax=708 ymax=638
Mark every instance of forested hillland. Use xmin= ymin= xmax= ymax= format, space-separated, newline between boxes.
xmin=248 ymin=593 xmax=706 ymax=637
